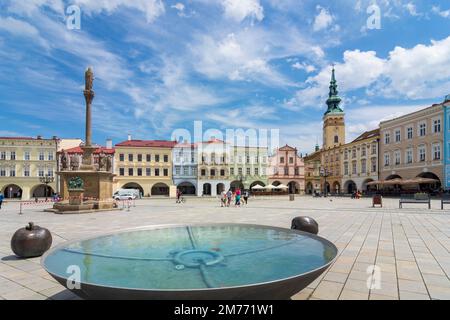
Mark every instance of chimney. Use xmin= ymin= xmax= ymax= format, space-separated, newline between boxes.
xmin=106 ymin=139 xmax=113 ymax=149
xmin=127 ymin=134 xmax=132 ymax=141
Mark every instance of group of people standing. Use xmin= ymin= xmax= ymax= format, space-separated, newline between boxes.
xmin=220 ymin=189 xmax=249 ymax=207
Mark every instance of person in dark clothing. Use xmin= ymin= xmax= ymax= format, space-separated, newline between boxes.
xmin=0 ymin=193 xmax=4 ymax=209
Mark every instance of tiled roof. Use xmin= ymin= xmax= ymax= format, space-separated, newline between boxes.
xmin=0 ymin=136 xmax=57 ymax=141
xmin=279 ymin=145 xmax=297 ymax=151
xmin=64 ymin=146 xmax=115 ymax=154
xmin=115 ymin=140 xmax=177 ymax=148
xmin=352 ymin=129 xmax=380 ymax=143
xmin=202 ymin=138 xmax=226 ymax=144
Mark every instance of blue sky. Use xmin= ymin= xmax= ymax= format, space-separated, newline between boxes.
xmin=1 ymin=0 xmax=450 ymax=153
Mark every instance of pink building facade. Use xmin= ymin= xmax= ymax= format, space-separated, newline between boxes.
xmin=268 ymin=145 xmax=305 ymax=194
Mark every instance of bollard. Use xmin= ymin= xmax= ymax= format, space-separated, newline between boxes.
xmin=133 ymin=198 xmax=136 ymax=207
xmin=127 ymin=200 xmax=131 ymax=212
xmin=19 ymin=202 xmax=23 ymax=215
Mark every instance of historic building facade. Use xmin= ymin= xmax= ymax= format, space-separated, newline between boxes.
xmin=304 ymin=145 xmax=322 ymax=194
xmin=114 ymin=139 xmax=177 ymax=197
xmin=0 ymin=136 xmax=58 ymax=200
xmin=341 ymin=129 xmax=380 ymax=193
xmin=229 ymin=145 xmax=269 ymax=191
xmin=379 ymin=103 xmax=444 ymax=190
xmin=320 ymin=67 xmax=345 ymax=194
xmin=197 ymin=138 xmax=230 ymax=196
xmin=172 ymin=141 xmax=198 ymax=195
xmin=268 ymin=145 xmax=305 ymax=194
xmin=444 ymin=95 xmax=450 ymax=190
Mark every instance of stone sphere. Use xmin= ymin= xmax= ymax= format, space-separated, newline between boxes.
xmin=291 ymin=217 xmax=319 ymax=235
xmin=11 ymin=222 xmax=52 ymax=258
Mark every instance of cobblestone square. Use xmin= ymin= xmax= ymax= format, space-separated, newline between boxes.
xmin=1 ymin=196 xmax=449 ymax=300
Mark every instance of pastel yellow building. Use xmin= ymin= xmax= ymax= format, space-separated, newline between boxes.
xmin=0 ymin=136 xmax=58 ymax=200
xmin=114 ymin=139 xmax=177 ymax=197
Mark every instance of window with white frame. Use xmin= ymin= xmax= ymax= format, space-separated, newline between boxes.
xmin=24 ymin=151 xmax=30 ymax=160
xmin=433 ymin=118 xmax=441 ymax=133
xmin=344 ymin=163 xmax=349 ymax=175
xmin=183 ymin=167 xmax=189 ymax=175
xmin=10 ymin=166 xmax=16 ymax=177
xmin=384 ymin=132 xmax=390 ymax=144
xmin=10 ymin=151 xmax=16 ymax=160
xmin=352 ymin=148 xmax=357 ymax=158
xmin=371 ymin=144 xmax=377 ymax=155
xmin=361 ymin=146 xmax=366 ymax=157
xmin=0 ymin=167 xmax=6 ymax=176
xmin=24 ymin=165 xmax=30 ymax=177
xmin=48 ymin=152 xmax=54 ymax=161
xmin=433 ymin=143 xmax=441 ymax=160
xmin=407 ymin=127 xmax=413 ymax=139
xmin=47 ymin=167 xmax=54 ymax=177
xmin=38 ymin=167 xmax=45 ymax=177
xmin=395 ymin=130 xmax=401 ymax=142
xmin=0 ymin=151 xmax=5 ymax=160
xmin=418 ymin=145 xmax=426 ymax=162
xmin=361 ymin=159 xmax=367 ymax=174
xmin=246 ymin=167 xmax=251 ymax=175
xmin=175 ymin=166 xmax=180 ymax=175
xmin=39 ymin=151 xmax=45 ymax=161
xmin=394 ymin=150 xmax=401 ymax=165
xmin=406 ymin=149 xmax=413 ymax=164
xmin=352 ymin=161 xmax=357 ymax=174
xmin=384 ymin=153 xmax=390 ymax=166
xmin=371 ymin=158 xmax=377 ymax=172
xmin=419 ymin=123 xmax=426 ymax=136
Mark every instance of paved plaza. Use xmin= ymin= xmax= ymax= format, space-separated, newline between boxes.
xmin=0 ymin=196 xmax=450 ymax=300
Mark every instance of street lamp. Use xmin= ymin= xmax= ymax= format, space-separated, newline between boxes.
xmin=39 ymin=174 xmax=54 ymax=201
xmin=320 ymin=167 xmax=330 ymax=198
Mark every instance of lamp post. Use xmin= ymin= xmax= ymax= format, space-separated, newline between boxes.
xmin=320 ymin=167 xmax=330 ymax=198
xmin=39 ymin=174 xmax=54 ymax=201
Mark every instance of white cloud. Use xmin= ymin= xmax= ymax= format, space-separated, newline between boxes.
xmin=289 ymin=36 xmax=450 ymax=108
xmin=404 ymin=2 xmax=420 ymax=16
xmin=190 ymin=33 xmax=295 ymax=87
xmin=292 ymin=62 xmax=316 ymax=73
xmin=5 ymin=0 xmax=64 ymax=16
xmin=313 ymin=6 xmax=334 ymax=32
xmin=73 ymin=0 xmax=165 ymax=23
xmin=222 ymin=0 xmax=264 ymax=22
xmin=0 ymin=17 xmax=49 ymax=49
xmin=432 ymin=6 xmax=450 ymax=18
xmin=171 ymin=3 xmax=185 ymax=12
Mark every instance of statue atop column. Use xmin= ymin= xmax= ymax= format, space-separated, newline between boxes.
xmin=85 ymin=67 xmax=94 ymax=91
xmin=80 ymin=67 xmax=96 ymax=170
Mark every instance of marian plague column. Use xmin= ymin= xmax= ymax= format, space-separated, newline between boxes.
xmin=52 ymin=68 xmax=116 ymax=214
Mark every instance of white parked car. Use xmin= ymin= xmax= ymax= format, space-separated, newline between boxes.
xmin=113 ymin=193 xmax=136 ymax=201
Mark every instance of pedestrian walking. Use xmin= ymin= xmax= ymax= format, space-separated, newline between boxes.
xmin=243 ymin=190 xmax=249 ymax=205
xmin=0 ymin=193 xmax=4 ymax=210
xmin=235 ymin=188 xmax=241 ymax=207
xmin=220 ymin=190 xmax=227 ymax=207
xmin=226 ymin=190 xmax=232 ymax=207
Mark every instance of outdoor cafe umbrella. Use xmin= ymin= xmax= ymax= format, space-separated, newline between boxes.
xmin=277 ymin=184 xmax=289 ymax=189
xmin=251 ymin=184 xmax=265 ymax=190
xmin=265 ymin=184 xmax=276 ymax=190
xmin=401 ymin=178 xmax=439 ymax=185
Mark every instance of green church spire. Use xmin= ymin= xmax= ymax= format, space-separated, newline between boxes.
xmin=324 ymin=66 xmax=343 ymax=115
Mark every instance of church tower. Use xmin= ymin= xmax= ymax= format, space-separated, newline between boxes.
xmin=323 ymin=67 xmax=345 ymax=149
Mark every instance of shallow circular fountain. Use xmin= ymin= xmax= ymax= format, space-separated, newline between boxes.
xmin=41 ymin=224 xmax=337 ymax=300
